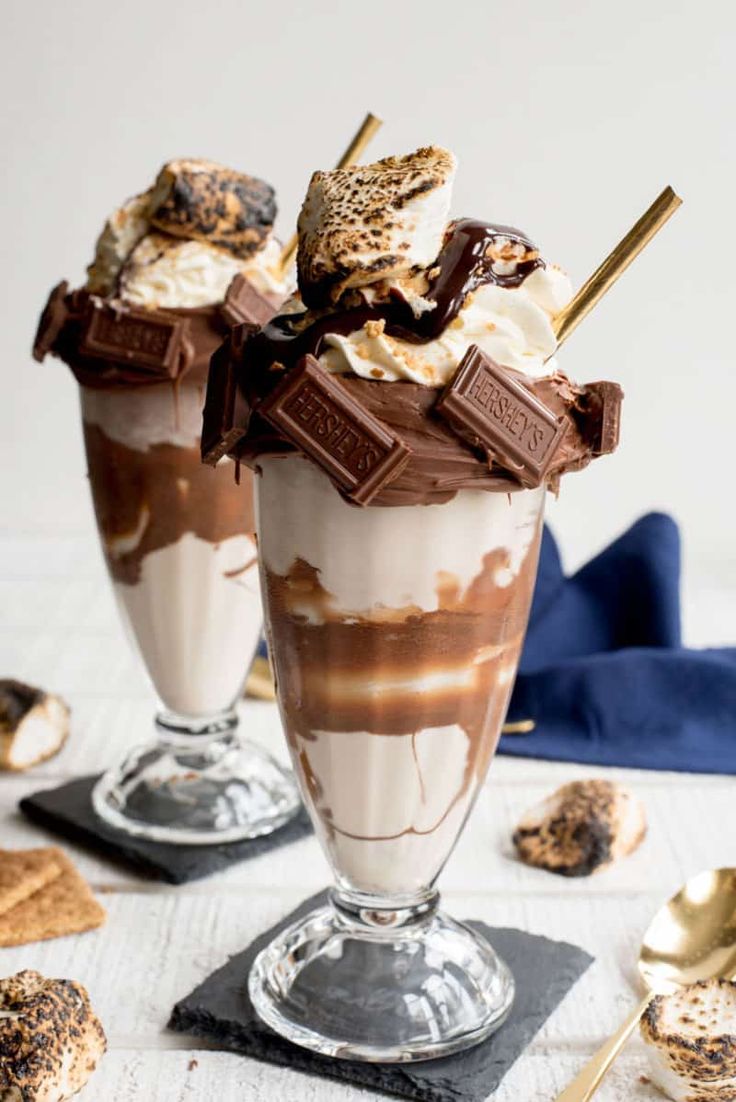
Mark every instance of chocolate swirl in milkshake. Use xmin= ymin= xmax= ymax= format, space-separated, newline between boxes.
xmin=34 ymin=159 xmax=289 ymax=715
xmin=205 ymin=147 xmax=624 ymax=891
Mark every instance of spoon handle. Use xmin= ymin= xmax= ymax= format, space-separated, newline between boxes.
xmin=553 ymin=994 xmax=652 ymax=1101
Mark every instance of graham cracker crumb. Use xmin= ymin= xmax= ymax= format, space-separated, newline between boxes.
xmin=364 ymin=318 xmax=386 ymax=338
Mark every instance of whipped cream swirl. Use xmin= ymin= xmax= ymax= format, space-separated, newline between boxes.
xmin=119 ymin=233 xmax=286 ymax=309
xmin=317 ymin=264 xmax=572 ymax=385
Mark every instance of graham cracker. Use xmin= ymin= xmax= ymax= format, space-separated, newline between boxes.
xmin=0 ymin=848 xmax=62 ymax=917
xmin=0 ymin=847 xmax=106 ymax=947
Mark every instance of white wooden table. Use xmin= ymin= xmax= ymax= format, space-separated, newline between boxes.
xmin=1 ymin=534 xmax=734 ymax=1101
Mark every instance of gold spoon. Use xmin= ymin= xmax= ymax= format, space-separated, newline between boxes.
xmin=554 ymin=867 xmax=736 ymax=1101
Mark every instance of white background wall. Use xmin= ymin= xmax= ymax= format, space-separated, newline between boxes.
xmin=1 ymin=0 xmax=734 ymax=585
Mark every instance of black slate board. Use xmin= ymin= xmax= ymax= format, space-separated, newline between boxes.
xmin=19 ymin=775 xmax=312 ymax=885
xmin=170 ymin=889 xmax=594 ymax=1101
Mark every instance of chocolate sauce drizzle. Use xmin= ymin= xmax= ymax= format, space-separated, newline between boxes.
xmin=246 ymin=219 xmax=544 ymax=375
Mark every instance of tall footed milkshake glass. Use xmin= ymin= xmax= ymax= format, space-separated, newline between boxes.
xmin=85 ymin=379 xmax=300 ymax=843
xmin=203 ymin=145 xmax=624 ymax=1057
xmin=249 ymin=455 xmax=545 ymax=1059
xmin=33 ymin=156 xmax=300 ymax=843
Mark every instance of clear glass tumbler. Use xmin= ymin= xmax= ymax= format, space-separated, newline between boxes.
xmin=249 ymin=453 xmax=545 ymax=1061
xmin=85 ymin=380 xmax=300 ymax=844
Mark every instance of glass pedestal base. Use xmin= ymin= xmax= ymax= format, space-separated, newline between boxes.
xmin=92 ymin=710 xmax=301 ymax=845
xmin=248 ymin=889 xmax=515 ymax=1063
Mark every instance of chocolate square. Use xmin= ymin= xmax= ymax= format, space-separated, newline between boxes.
xmin=79 ymin=302 xmax=189 ymax=379
xmin=259 ymin=355 xmax=411 ymax=504
xmin=436 ymin=346 xmax=568 ymax=487
xmin=586 ymin=381 xmax=623 ymax=455
xmin=201 ymin=326 xmax=255 ymax=465
xmin=32 ymin=281 xmax=69 ymax=362
xmin=220 ymin=273 xmax=276 ymax=328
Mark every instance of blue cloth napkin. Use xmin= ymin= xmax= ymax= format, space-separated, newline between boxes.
xmin=502 ymin=513 xmax=736 ymax=773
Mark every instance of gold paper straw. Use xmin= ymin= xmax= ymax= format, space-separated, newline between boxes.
xmin=278 ymin=112 xmax=383 ymax=277
xmin=502 ymin=719 xmax=536 ymax=735
xmin=552 ymin=185 xmax=682 ymax=347
xmin=245 ymin=655 xmax=276 ymax=701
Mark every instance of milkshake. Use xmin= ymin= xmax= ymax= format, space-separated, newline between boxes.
xmin=203 ymin=146 xmax=624 ymax=1057
xmin=257 ymin=455 xmax=544 ymax=896
xmin=34 ymin=158 xmax=300 ymax=843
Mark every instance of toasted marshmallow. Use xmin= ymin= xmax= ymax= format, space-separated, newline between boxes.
xmin=0 ymin=970 xmax=106 ymax=1101
xmin=641 ymin=980 xmax=736 ymax=1101
xmin=86 ymin=189 xmax=151 ymax=296
xmin=148 ymin=158 xmax=276 ymax=259
xmin=0 ymin=680 xmax=69 ymax=772
xmin=297 ymin=146 xmax=457 ymax=307
xmin=513 ymin=779 xmax=647 ymax=876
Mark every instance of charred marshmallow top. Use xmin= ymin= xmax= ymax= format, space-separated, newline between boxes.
xmin=86 ymin=158 xmax=289 ymax=309
xmin=290 ymin=146 xmax=573 ymax=385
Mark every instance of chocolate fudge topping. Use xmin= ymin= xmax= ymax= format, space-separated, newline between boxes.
xmin=237 ymin=219 xmax=545 ymax=373
xmin=201 ymin=215 xmax=622 ymax=504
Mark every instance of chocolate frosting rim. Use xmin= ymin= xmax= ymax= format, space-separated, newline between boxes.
xmin=33 ymin=280 xmax=278 ymax=391
xmin=230 ymin=366 xmax=621 ymax=507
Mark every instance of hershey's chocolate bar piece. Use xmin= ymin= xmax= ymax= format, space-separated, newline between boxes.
xmin=79 ymin=303 xmax=190 ymax=379
xmin=32 ymin=281 xmax=69 ymax=362
xmin=259 ymin=355 xmax=411 ymax=504
xmin=435 ymin=345 xmax=568 ymax=487
xmin=220 ymin=273 xmax=275 ymax=328
xmin=586 ymin=381 xmax=622 ymax=455
xmin=201 ymin=326 xmax=255 ymax=465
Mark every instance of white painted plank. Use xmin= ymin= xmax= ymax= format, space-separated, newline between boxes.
xmin=73 ymin=1041 xmax=659 ymax=1101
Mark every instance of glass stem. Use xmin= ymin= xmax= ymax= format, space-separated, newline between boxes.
xmin=330 ymin=885 xmax=440 ymax=934
xmin=154 ymin=707 xmax=239 ymax=755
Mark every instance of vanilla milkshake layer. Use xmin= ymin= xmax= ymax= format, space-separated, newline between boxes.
xmin=257 ymin=455 xmax=544 ymax=894
xmin=307 ymin=726 xmax=471 ymax=895
xmin=81 ymin=381 xmax=205 ymax=450
xmin=258 ymin=455 xmax=542 ymax=619
xmin=114 ymin=532 xmax=260 ymax=716
xmin=82 ymin=383 xmax=262 ymax=716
